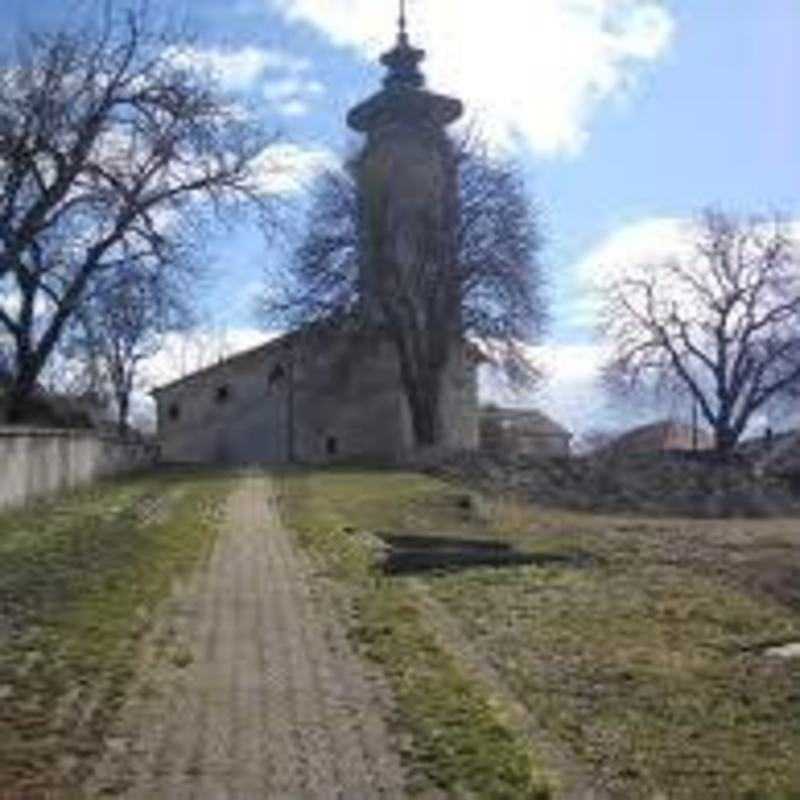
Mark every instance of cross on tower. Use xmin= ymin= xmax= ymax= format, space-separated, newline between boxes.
xmin=398 ymin=0 xmax=408 ymax=45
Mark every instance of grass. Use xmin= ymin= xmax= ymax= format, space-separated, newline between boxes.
xmin=430 ymin=563 xmax=800 ymax=799
xmin=0 ymin=470 xmax=232 ymax=795
xmin=278 ymin=469 xmax=553 ymax=799
xmin=278 ymin=467 xmax=800 ymax=800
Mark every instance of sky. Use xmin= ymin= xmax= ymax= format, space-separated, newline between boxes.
xmin=2 ymin=0 xmax=799 ymax=437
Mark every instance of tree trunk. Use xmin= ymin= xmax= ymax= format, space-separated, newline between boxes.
xmin=117 ymin=393 xmax=129 ymax=438
xmin=5 ymin=358 xmax=41 ymax=424
xmin=397 ymin=340 xmax=447 ymax=448
xmin=407 ymin=373 xmax=443 ymax=447
xmin=714 ymin=425 xmax=737 ymax=458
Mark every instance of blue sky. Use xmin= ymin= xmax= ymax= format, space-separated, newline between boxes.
xmin=3 ymin=0 xmax=799 ymax=435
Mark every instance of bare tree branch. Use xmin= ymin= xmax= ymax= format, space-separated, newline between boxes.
xmin=601 ymin=209 xmax=800 ymax=454
xmin=0 ymin=6 xmax=279 ymax=421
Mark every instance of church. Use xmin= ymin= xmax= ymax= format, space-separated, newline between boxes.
xmin=152 ymin=13 xmax=480 ymax=464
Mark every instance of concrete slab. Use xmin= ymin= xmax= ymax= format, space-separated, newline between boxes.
xmin=764 ymin=642 xmax=800 ymax=659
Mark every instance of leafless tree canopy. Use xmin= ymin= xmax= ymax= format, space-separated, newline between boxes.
xmin=262 ymin=136 xmax=547 ymax=390
xmin=61 ymin=261 xmax=192 ymax=434
xmin=0 ymin=6 xmax=276 ymax=421
xmin=601 ymin=209 xmax=800 ymax=454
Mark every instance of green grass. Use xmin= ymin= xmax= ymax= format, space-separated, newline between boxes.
xmin=0 ymin=471 xmax=231 ymax=794
xmin=278 ymin=468 xmax=800 ymax=800
xmin=278 ymin=469 xmax=553 ymax=799
xmin=429 ymin=564 xmax=800 ymax=799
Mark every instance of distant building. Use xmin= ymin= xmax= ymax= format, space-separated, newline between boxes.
xmin=607 ymin=419 xmax=713 ymax=455
xmin=479 ymin=407 xmax=572 ymax=457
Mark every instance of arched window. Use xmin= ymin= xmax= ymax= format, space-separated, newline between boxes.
xmin=168 ymin=403 xmax=180 ymax=421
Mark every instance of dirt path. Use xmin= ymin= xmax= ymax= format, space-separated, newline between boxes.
xmin=85 ymin=474 xmax=406 ymax=799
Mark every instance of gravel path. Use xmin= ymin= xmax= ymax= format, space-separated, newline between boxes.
xmin=85 ymin=474 xmax=406 ymax=799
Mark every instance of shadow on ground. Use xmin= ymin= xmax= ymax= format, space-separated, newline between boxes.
xmin=377 ymin=533 xmax=591 ymax=576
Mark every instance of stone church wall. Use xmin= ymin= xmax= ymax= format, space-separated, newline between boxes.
xmin=153 ymin=332 xmax=477 ymax=465
xmin=291 ymin=332 xmax=414 ymax=463
xmin=155 ymin=344 xmax=292 ymax=464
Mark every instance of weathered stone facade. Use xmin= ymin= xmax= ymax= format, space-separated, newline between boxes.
xmin=153 ymin=331 xmax=478 ymax=464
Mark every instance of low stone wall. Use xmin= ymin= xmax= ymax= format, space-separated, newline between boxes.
xmin=0 ymin=427 xmax=156 ymax=512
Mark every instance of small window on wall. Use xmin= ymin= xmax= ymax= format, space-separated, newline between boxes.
xmin=326 ymin=436 xmax=338 ymax=456
xmin=168 ymin=403 xmax=180 ymax=421
xmin=216 ymin=385 xmax=230 ymax=404
xmin=268 ymin=363 xmax=286 ymax=388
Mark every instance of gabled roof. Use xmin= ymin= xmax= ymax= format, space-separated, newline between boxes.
xmin=151 ymin=333 xmax=293 ymax=396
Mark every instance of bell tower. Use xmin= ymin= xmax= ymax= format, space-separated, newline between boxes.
xmin=347 ymin=2 xmax=464 ymax=326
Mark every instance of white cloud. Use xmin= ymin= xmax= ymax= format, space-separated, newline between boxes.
xmin=572 ymin=214 xmax=800 ymax=329
xmin=263 ymin=75 xmax=325 ymax=116
xmin=571 ymin=216 xmax=692 ymax=327
xmin=253 ymin=142 xmax=339 ymax=194
xmin=165 ymin=45 xmax=310 ymax=91
xmin=281 ymin=98 xmax=312 ymax=117
xmin=480 ymin=341 xmax=624 ymax=437
xmin=268 ymin=0 xmax=675 ymax=155
xmin=263 ymin=76 xmax=325 ymax=101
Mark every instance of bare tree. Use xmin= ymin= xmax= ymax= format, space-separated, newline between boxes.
xmin=0 ymin=6 xmax=276 ymax=422
xmin=62 ymin=262 xmax=192 ymax=434
xmin=601 ymin=209 xmax=800 ymax=455
xmin=261 ymin=137 xmax=547 ymax=446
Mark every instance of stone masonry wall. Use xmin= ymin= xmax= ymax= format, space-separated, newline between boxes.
xmin=153 ymin=332 xmax=478 ymax=465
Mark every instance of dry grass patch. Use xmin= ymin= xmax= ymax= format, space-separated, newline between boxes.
xmin=429 ymin=563 xmax=800 ymax=799
xmin=0 ymin=471 xmax=232 ymax=795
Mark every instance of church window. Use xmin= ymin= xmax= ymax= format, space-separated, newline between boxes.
xmin=268 ymin=363 xmax=286 ymax=388
xmin=326 ymin=436 xmax=339 ymax=456
xmin=216 ymin=385 xmax=230 ymax=403
xmin=168 ymin=403 xmax=180 ymax=421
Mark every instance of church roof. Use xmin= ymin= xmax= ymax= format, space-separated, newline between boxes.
xmin=150 ymin=333 xmax=293 ymax=396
